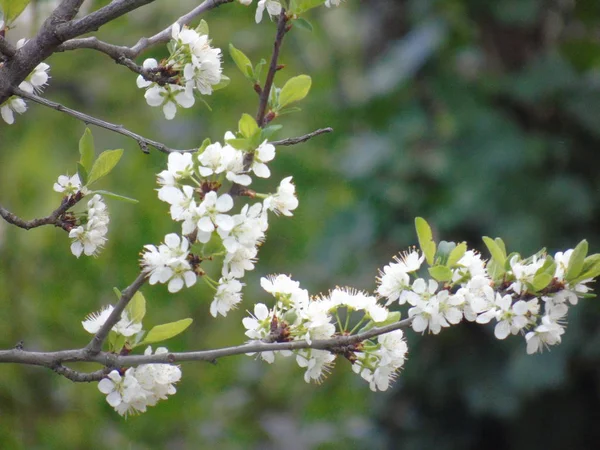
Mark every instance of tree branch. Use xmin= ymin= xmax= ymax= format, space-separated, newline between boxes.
xmin=256 ymin=10 xmax=289 ymax=127
xmin=0 ymin=193 xmax=82 ymax=230
xmin=271 ymin=127 xmax=333 ymax=146
xmin=0 ymin=36 xmax=16 ymax=58
xmin=56 ymin=0 xmax=235 ymax=71
xmin=85 ymin=272 xmax=148 ymax=355
xmin=0 ymin=317 xmax=413 ymax=382
xmin=13 ymin=88 xmax=196 ymax=154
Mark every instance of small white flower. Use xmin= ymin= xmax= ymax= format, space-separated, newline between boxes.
xmin=251 ymin=140 xmax=275 ymax=178
xmin=525 ymin=315 xmax=565 ymax=354
xmin=255 ymin=0 xmax=282 ymax=23
xmin=263 ymin=176 xmax=299 ymax=216
xmin=197 ymin=191 xmax=234 ymax=234
xmin=19 ymin=62 xmax=50 ymax=94
xmin=377 ymin=250 xmax=424 ymax=304
xmin=1 ymin=96 xmax=27 ymax=125
xmin=210 ymin=276 xmax=244 ymax=317
xmin=296 ymin=349 xmax=336 ymax=383
xmin=98 ymin=369 xmax=148 ymax=417
xmin=144 ymin=84 xmax=195 ymax=120
xmin=53 ymin=174 xmax=86 ymax=195
xmin=82 ymin=305 xmax=142 ymax=337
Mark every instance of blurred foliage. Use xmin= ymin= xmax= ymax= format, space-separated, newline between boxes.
xmin=1 ymin=0 xmax=600 ymax=449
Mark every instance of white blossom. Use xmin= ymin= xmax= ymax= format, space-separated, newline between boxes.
xmin=210 ymin=275 xmax=244 ymax=317
xmin=255 ymin=0 xmax=282 ymax=23
xmin=69 ymin=194 xmax=109 ymax=258
xmin=53 ymin=174 xmax=87 ymax=195
xmin=1 ymin=96 xmax=27 ymax=125
xmin=19 ymin=62 xmax=50 ymax=94
xmin=251 ymin=140 xmax=275 ymax=178
xmin=263 ymin=176 xmax=299 ymax=216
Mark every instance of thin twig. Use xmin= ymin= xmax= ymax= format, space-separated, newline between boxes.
xmin=13 ymin=88 xmax=196 ymax=154
xmin=85 ymin=272 xmax=148 ymax=355
xmin=0 ymin=193 xmax=82 ymax=230
xmin=256 ymin=10 xmax=289 ymax=127
xmin=0 ymin=317 xmax=414 ymax=382
xmin=271 ymin=127 xmax=333 ymax=146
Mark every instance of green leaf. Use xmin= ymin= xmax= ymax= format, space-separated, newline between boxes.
xmin=77 ymin=163 xmax=88 ymax=186
xmin=92 ymin=190 xmax=138 ymax=204
xmin=482 ymin=236 xmax=506 ymax=267
xmin=494 ymin=238 xmax=507 ymax=258
xmin=428 ymin=265 xmax=453 ymax=282
xmin=195 ymin=19 xmax=209 ymax=36
xmin=226 ymin=138 xmax=250 ymax=150
xmin=447 ymin=242 xmax=467 ymax=267
xmin=229 ymin=43 xmax=254 ymax=79
xmin=1 ymin=0 xmax=30 ymax=24
xmin=531 ymin=272 xmax=553 ymax=292
xmin=435 ymin=240 xmax=456 ymax=265
xmin=125 ymin=292 xmax=146 ymax=324
xmin=359 ymin=311 xmax=401 ymax=333
xmin=566 ymin=240 xmax=588 ymax=282
xmin=415 ymin=217 xmax=436 ymax=265
xmin=199 ymin=138 xmax=211 ymax=153
xmin=293 ymin=17 xmax=313 ymax=32
xmin=139 ymin=318 xmax=193 ymax=346
xmin=86 ymin=149 xmax=124 ymax=186
xmin=487 ymin=259 xmax=505 ymax=281
xmin=292 ymin=0 xmax=325 ymax=14
xmin=261 ymin=124 xmax=283 ymax=141
xmin=278 ymin=75 xmax=312 ymax=109
xmin=212 ymin=74 xmax=230 ymax=91
xmin=572 ymin=254 xmax=600 ymax=283
xmin=254 ymin=59 xmax=267 ymax=81
xmin=276 ymin=106 xmax=302 ymax=116
xmin=78 ymin=128 xmax=95 ymax=172
xmin=239 ymin=113 xmax=259 ymax=139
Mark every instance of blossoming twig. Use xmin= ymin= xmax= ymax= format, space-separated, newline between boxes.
xmin=0 ymin=317 xmax=413 ymax=382
xmin=56 ymin=0 xmax=235 ymax=74
xmin=13 ymin=88 xmax=196 ymax=154
xmin=86 ymin=272 xmax=148 ymax=355
xmin=0 ymin=193 xmax=82 ymax=230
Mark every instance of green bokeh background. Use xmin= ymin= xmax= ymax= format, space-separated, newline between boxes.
xmin=2 ymin=0 xmax=600 ymax=448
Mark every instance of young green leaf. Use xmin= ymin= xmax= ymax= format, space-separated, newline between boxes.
xmin=292 ymin=0 xmax=326 ymax=14
xmin=0 ymin=0 xmax=30 ymax=24
xmin=229 ymin=43 xmax=254 ymax=80
xmin=254 ymin=58 xmax=267 ymax=81
xmin=196 ymin=19 xmax=209 ymax=36
xmin=138 ymin=318 xmax=193 ymax=346
xmin=226 ymin=138 xmax=250 ymax=150
xmin=428 ymin=265 xmax=453 ymax=282
xmin=199 ymin=138 xmax=211 ymax=153
xmin=572 ymin=254 xmax=600 ymax=284
xmin=239 ymin=113 xmax=260 ymax=139
xmin=566 ymin=240 xmax=588 ymax=282
xmin=86 ymin=149 xmax=124 ymax=186
xmin=293 ymin=17 xmax=313 ymax=32
xmin=212 ymin=74 xmax=231 ymax=91
xmin=531 ymin=272 xmax=553 ymax=292
xmin=78 ymin=128 xmax=95 ymax=172
xmin=261 ymin=124 xmax=283 ymax=141
xmin=358 ymin=311 xmax=401 ymax=333
xmin=494 ymin=237 xmax=507 ymax=258
xmin=415 ymin=217 xmax=436 ymax=265
xmin=482 ymin=236 xmax=506 ymax=267
xmin=125 ymin=291 xmax=146 ymax=324
xmin=77 ymin=163 xmax=88 ymax=186
xmin=92 ymin=190 xmax=138 ymax=204
xmin=447 ymin=242 xmax=467 ymax=267
xmin=435 ymin=240 xmax=456 ymax=265
xmin=113 ymin=287 xmax=122 ymax=299
xmin=278 ymin=75 xmax=312 ymax=109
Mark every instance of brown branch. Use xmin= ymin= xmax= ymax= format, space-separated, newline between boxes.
xmin=0 ymin=193 xmax=82 ymax=230
xmin=0 ymin=317 xmax=414 ymax=382
xmin=256 ymin=10 xmax=289 ymax=127
xmin=271 ymin=127 xmax=333 ymax=146
xmin=13 ymin=88 xmax=196 ymax=154
xmin=85 ymin=272 xmax=148 ymax=355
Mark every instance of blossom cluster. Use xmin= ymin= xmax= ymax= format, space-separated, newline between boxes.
xmin=141 ymin=133 xmax=298 ymax=316
xmin=69 ymin=193 xmax=110 ymax=258
xmin=136 ymin=22 xmax=223 ymax=120
xmin=98 ymin=347 xmax=181 ymax=416
xmin=242 ymin=275 xmax=408 ymax=390
xmin=1 ymin=38 xmax=50 ymax=124
xmin=377 ymin=247 xmax=592 ymax=354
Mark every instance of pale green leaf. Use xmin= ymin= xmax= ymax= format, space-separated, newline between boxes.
xmin=92 ymin=190 xmax=138 ymax=204
xmin=229 ymin=43 xmax=254 ymax=79
xmin=1 ymin=0 xmax=30 ymax=24
xmin=415 ymin=217 xmax=436 ymax=265
xmin=483 ymin=236 xmax=506 ymax=267
xmin=139 ymin=318 xmax=193 ymax=345
xmin=447 ymin=242 xmax=467 ymax=267
xmin=125 ymin=292 xmax=146 ymax=324
xmin=566 ymin=240 xmax=588 ymax=282
xmin=428 ymin=265 xmax=453 ymax=282
xmin=531 ymin=272 xmax=553 ymax=292
xmin=79 ymin=128 xmax=95 ymax=172
xmin=86 ymin=149 xmax=124 ymax=186
xmin=239 ymin=113 xmax=259 ymax=139
xmin=293 ymin=17 xmax=313 ymax=32
xmin=573 ymin=254 xmax=600 ymax=283
xmin=278 ymin=75 xmax=312 ymax=108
